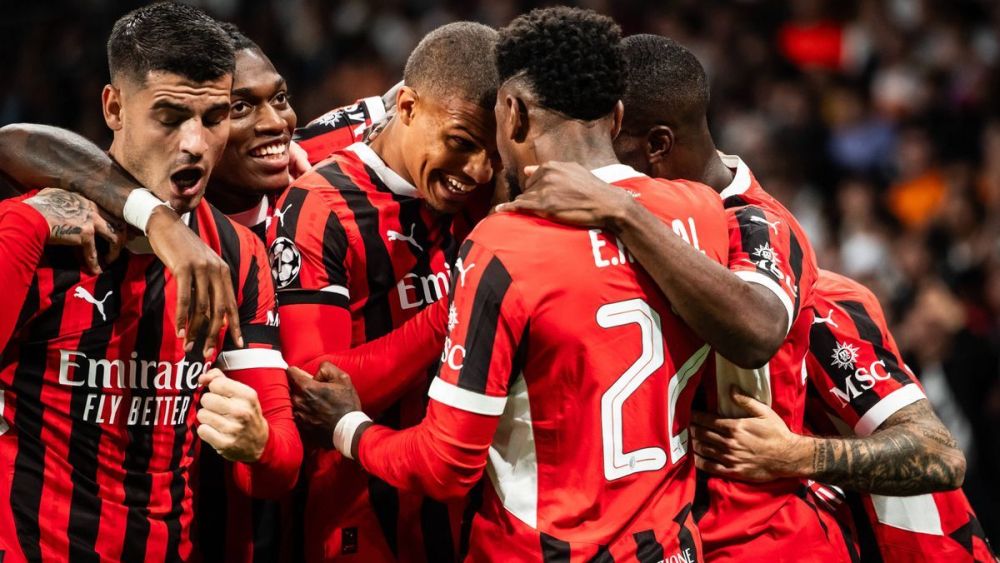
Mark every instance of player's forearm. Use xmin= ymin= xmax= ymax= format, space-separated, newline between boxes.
xmin=278 ymin=303 xmax=353 ymax=367
xmin=801 ymin=403 xmax=966 ymax=495
xmin=610 ymin=202 xmax=785 ymax=367
xmin=0 ymin=123 xmax=143 ymax=217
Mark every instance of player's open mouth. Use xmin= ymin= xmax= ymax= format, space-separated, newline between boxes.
xmin=248 ymin=139 xmax=290 ymax=172
xmin=170 ymin=167 xmax=205 ymax=197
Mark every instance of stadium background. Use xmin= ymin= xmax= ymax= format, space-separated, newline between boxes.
xmin=4 ymin=0 xmax=999 ymax=545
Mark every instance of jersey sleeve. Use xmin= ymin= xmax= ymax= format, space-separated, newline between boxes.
xmin=358 ymin=239 xmax=528 ymax=499
xmin=293 ymin=97 xmax=388 ymax=165
xmin=267 ymin=182 xmax=355 ymax=365
xmin=724 ymin=204 xmax=803 ymax=334
xmin=805 ymin=298 xmax=924 ymax=436
xmin=0 ymin=199 xmax=49 ymax=348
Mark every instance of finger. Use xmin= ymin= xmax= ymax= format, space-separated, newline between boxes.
xmin=287 ymin=366 xmax=314 ymax=389
xmin=694 ymin=453 xmax=738 ymax=477
xmin=198 ymin=367 xmax=225 ymax=387
xmin=208 ymin=375 xmax=245 ymax=399
xmin=203 ymin=265 xmax=230 ymax=358
xmin=314 ymin=361 xmax=349 ymax=383
xmin=689 ymin=423 xmax=731 ymax=449
xmin=691 ymin=438 xmax=735 ymax=463
xmin=189 ymin=265 xmax=211 ymax=352
xmin=81 ymin=230 xmax=102 ymax=275
xmin=523 ymin=164 xmax=539 ymax=177
xmin=199 ymin=392 xmax=232 ymax=415
xmin=220 ymin=270 xmax=243 ymax=349
xmin=690 ymin=411 xmax=731 ymax=432
xmin=174 ymin=267 xmax=192 ymax=346
xmin=196 ymin=407 xmax=240 ymax=434
xmin=730 ymin=386 xmax=770 ymax=417
xmin=197 ymin=423 xmax=231 ymax=452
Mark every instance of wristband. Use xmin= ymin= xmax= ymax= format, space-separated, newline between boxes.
xmin=123 ymin=188 xmax=170 ymax=234
xmin=334 ymin=411 xmax=372 ymax=460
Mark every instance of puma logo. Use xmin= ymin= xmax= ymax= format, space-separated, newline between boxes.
xmin=273 ymin=203 xmax=292 ymax=227
xmin=387 ymin=224 xmax=423 ymax=252
xmin=453 ymin=257 xmax=475 ymax=287
xmin=750 ymin=215 xmax=781 ymax=235
xmin=813 ymin=310 xmax=838 ymax=328
xmin=73 ymin=287 xmax=113 ymax=322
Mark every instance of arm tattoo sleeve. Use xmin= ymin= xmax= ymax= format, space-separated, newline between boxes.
xmin=0 ymin=123 xmax=144 ymax=217
xmin=811 ymin=399 xmax=966 ymax=495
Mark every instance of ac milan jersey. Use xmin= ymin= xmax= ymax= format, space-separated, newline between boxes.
xmin=693 ymin=154 xmax=833 ymax=561
xmin=268 ymin=142 xmax=459 ymax=562
xmin=0 ymin=200 xmax=288 ymax=563
xmin=294 ymin=97 xmax=387 ymax=166
xmin=360 ymin=165 xmax=730 ymax=562
xmin=804 ymin=270 xmax=997 ymax=563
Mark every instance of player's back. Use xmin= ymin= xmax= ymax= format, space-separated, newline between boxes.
xmin=462 ymin=165 xmax=728 ymax=561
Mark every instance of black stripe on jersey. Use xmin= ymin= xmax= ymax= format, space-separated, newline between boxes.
xmin=13 ymin=276 xmax=40 ymax=335
xmin=734 ymin=206 xmax=777 ymax=280
xmin=250 ymin=499 xmax=283 ymax=563
xmin=194 ymin=447 xmax=228 ymax=563
xmin=420 ymin=497 xmax=455 ymax=563
xmin=836 ymin=300 xmax=911 ymax=387
xmin=633 ymin=530 xmax=665 ymax=563
xmin=540 ymin=532 xmax=570 ymax=563
xmin=293 ymin=104 xmax=369 ymax=141
xmin=722 ymin=194 xmax=749 ymax=209
xmin=213 ymin=206 xmax=244 ymax=294
xmin=508 ymin=321 xmax=530 ymax=389
xmin=673 ymin=503 xmax=699 ymax=563
xmin=588 ymin=545 xmax=614 ymax=563
xmin=67 ymin=260 xmax=129 ymax=561
xmin=368 ymin=477 xmax=400 ymax=557
xmin=10 ymin=266 xmax=80 ymax=562
xmin=795 ymin=485 xmax=830 ymax=536
xmin=120 ymin=260 xmax=167 ymax=562
xmin=458 ymin=480 xmax=484 ymax=559
xmin=321 ymin=211 xmax=350 ymax=291
xmin=808 ymin=315 xmax=881 ymax=415
xmin=317 ymin=162 xmax=395 ymax=340
xmin=240 ymin=324 xmax=281 ymax=347
xmin=789 ymin=231 xmax=804 ymax=314
xmin=276 ymin=288 xmax=349 ymax=308
xmin=458 ymin=255 xmax=513 ymax=394
xmin=846 ymin=491 xmax=883 ymax=562
xmin=692 ymin=470 xmax=710 ymax=523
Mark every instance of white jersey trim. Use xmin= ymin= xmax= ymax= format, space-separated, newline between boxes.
xmin=361 ymin=96 xmax=387 ymax=125
xmin=485 ymin=374 xmax=538 ymax=528
xmin=718 ymin=153 xmax=752 ymax=200
xmin=216 ymin=348 xmax=288 ymax=371
xmin=854 ymin=383 xmax=926 ymax=437
xmin=871 ymin=493 xmax=943 ymax=535
xmin=346 ymin=142 xmax=418 ymax=198
xmin=733 ymin=270 xmax=794 ymax=334
xmin=320 ymin=284 xmax=351 ymax=299
xmin=227 ymin=197 xmax=270 ymax=230
xmin=591 ymin=164 xmax=644 ymax=184
xmin=428 ymin=377 xmax=507 ymax=416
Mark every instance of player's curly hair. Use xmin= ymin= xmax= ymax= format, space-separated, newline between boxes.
xmin=621 ymin=34 xmax=709 ymax=131
xmin=108 ymin=2 xmax=234 ymax=85
xmin=218 ymin=22 xmax=261 ymax=54
xmin=496 ymin=6 xmax=624 ymax=121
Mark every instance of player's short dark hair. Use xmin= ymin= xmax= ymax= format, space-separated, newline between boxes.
xmin=403 ymin=22 xmax=499 ymax=109
xmin=496 ymin=6 xmax=623 ymax=121
xmin=621 ymin=34 xmax=710 ymax=131
xmin=107 ymin=2 xmax=235 ymax=85
xmin=219 ymin=21 xmax=261 ymax=54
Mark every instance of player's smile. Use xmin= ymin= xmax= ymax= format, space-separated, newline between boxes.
xmin=247 ymin=136 xmax=291 ymax=172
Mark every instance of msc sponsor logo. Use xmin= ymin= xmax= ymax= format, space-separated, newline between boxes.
xmin=440 ymin=336 xmax=466 ymax=371
xmin=830 ymin=341 xmax=859 ymax=370
xmin=828 ymin=359 xmax=891 ymax=407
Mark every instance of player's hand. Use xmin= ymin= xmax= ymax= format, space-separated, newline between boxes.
xmin=690 ymin=387 xmax=810 ymax=482
xmin=288 ymin=140 xmax=310 ymax=180
xmin=146 ymin=205 xmax=243 ymax=358
xmin=288 ymin=362 xmax=362 ymax=449
xmin=24 ymin=188 xmax=127 ymax=275
xmin=197 ymin=368 xmax=270 ymax=463
xmin=494 ymin=161 xmax=635 ymax=230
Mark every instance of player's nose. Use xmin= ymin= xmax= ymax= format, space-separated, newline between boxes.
xmin=178 ymin=120 xmax=210 ymax=159
xmin=464 ymin=150 xmax=493 ymax=186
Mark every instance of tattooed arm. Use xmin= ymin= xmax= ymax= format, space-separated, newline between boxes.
xmin=23 ymin=188 xmax=126 ymax=274
xmin=0 ymin=123 xmax=244 ymax=356
xmin=691 ymin=390 xmax=966 ymax=495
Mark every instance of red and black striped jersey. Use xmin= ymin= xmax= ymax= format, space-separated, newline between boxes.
xmin=358 ymin=165 xmax=730 ymax=562
xmin=294 ymin=97 xmax=387 ymax=166
xmin=268 ymin=142 xmax=459 ymax=562
xmin=804 ymin=270 xmax=997 ymax=563
xmin=0 ymin=199 xmax=293 ymax=563
xmin=693 ymin=154 xmax=833 ymax=562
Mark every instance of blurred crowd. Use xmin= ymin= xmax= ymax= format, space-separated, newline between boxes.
xmin=5 ymin=0 xmax=999 ymax=542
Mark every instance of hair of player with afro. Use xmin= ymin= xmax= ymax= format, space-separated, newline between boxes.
xmin=621 ymin=34 xmax=710 ymax=133
xmin=496 ymin=6 xmax=624 ymax=122
xmin=403 ymin=22 xmax=499 ymax=109
xmin=218 ymin=21 xmax=262 ymax=54
xmin=107 ymin=2 xmax=235 ymax=85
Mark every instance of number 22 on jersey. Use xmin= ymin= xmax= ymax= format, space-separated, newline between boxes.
xmin=598 ymin=298 xmax=711 ymax=481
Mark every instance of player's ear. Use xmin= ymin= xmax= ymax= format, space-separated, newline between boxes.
xmin=102 ymin=84 xmax=124 ymax=131
xmin=609 ymin=100 xmax=624 ymax=139
xmin=508 ymin=94 xmax=529 ymax=143
xmin=646 ymin=125 xmax=674 ymax=165
xmin=396 ymin=86 xmax=418 ymax=126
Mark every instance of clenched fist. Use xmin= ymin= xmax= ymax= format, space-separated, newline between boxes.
xmin=196 ymin=368 xmax=269 ymax=462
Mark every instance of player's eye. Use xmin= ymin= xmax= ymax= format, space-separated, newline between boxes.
xmin=448 ymin=135 xmax=475 ymax=151
xmin=272 ymin=91 xmax=290 ymax=106
xmin=230 ymin=101 xmax=252 ymax=117
xmin=204 ymin=110 xmax=229 ymax=127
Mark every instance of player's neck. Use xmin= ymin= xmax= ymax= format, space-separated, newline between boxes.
xmin=676 ymin=131 xmax=733 ymax=194
xmin=532 ymin=124 xmax=619 ymax=171
xmin=368 ymin=119 xmax=414 ymax=186
xmin=205 ymin=181 xmax=266 ymax=215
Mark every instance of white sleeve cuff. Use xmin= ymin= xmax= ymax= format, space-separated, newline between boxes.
xmin=734 ymin=270 xmax=794 ymax=335
xmin=854 ymin=384 xmax=926 ymax=436
xmin=428 ymin=377 xmax=507 ymax=416
xmin=123 ymin=188 xmax=170 ymax=234
xmin=334 ymin=411 xmax=372 ymax=460
xmin=215 ymin=348 xmax=288 ymax=371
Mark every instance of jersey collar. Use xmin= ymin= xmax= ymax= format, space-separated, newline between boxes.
xmin=226 ymin=196 xmax=269 ymax=230
xmin=590 ymin=163 xmax=644 ymax=184
xmin=346 ymin=142 xmax=419 ymax=198
xmin=718 ymin=152 xmax=752 ymax=199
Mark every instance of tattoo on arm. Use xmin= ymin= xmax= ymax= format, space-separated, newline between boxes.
xmin=811 ymin=399 xmax=966 ymax=495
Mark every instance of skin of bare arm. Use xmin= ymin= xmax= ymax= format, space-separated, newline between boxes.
xmin=497 ymin=161 xmax=787 ymax=368
xmin=691 ymin=389 xmax=967 ymax=495
xmin=0 ymin=123 xmax=243 ymax=355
